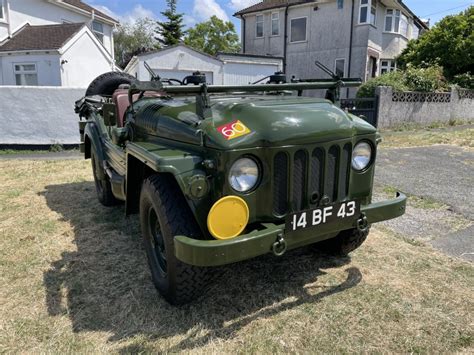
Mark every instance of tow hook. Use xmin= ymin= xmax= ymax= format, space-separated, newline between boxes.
xmin=272 ymin=233 xmax=287 ymax=256
xmin=356 ymin=214 xmax=369 ymax=233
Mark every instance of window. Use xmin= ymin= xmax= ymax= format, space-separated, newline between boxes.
xmin=337 ymin=0 xmax=344 ymax=9
xmin=0 ymin=0 xmax=5 ymax=20
xmin=290 ymin=17 xmax=307 ymax=42
xmin=256 ymin=15 xmax=264 ymax=38
xmin=271 ymin=12 xmax=279 ymax=36
xmin=384 ymin=9 xmax=409 ymax=37
xmin=335 ymin=59 xmax=346 ymax=78
xmin=14 ymin=64 xmax=38 ymax=86
xmin=380 ymin=59 xmax=396 ymax=75
xmin=92 ymin=21 xmax=104 ymax=43
xmin=359 ymin=0 xmax=376 ymax=26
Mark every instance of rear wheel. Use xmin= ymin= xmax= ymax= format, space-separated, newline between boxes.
xmin=315 ymin=228 xmax=370 ymax=256
xmin=140 ymin=174 xmax=209 ymax=305
xmin=91 ymin=149 xmax=118 ymax=206
xmin=85 ymin=71 xmax=135 ymax=97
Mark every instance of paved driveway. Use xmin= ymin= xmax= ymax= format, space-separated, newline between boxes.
xmin=375 ymin=145 xmax=473 ymax=262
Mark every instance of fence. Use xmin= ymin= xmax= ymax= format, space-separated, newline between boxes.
xmin=375 ymin=86 xmax=474 ymax=129
xmin=0 ymin=86 xmax=84 ymax=145
xmin=340 ymin=97 xmax=379 ymax=127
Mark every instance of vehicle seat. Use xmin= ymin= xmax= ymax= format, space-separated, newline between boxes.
xmin=112 ymin=90 xmax=164 ymax=127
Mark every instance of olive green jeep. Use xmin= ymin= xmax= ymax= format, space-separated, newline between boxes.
xmin=75 ymin=65 xmax=406 ymax=305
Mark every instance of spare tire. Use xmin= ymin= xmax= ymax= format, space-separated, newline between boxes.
xmin=85 ymin=71 xmax=136 ymax=97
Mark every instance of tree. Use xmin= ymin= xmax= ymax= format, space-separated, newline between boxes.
xmin=184 ymin=16 xmax=241 ymax=56
xmin=397 ymin=6 xmax=474 ymax=79
xmin=156 ymin=0 xmax=185 ymax=46
xmin=114 ymin=18 xmax=159 ymax=68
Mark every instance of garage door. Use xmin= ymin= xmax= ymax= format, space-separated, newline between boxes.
xmin=152 ymin=69 xmax=214 ymax=84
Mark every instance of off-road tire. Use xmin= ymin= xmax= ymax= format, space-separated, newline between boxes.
xmin=85 ymin=71 xmax=135 ymax=97
xmin=140 ymin=174 xmax=209 ymax=305
xmin=91 ymin=149 xmax=118 ymax=206
xmin=315 ymin=228 xmax=370 ymax=256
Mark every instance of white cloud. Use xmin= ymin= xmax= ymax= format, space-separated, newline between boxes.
xmin=91 ymin=3 xmax=157 ymax=25
xmin=192 ymin=0 xmax=230 ymax=22
xmin=228 ymin=0 xmax=260 ymax=11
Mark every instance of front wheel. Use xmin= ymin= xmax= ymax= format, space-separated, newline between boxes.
xmin=139 ymin=174 xmax=209 ymax=305
xmin=315 ymin=228 xmax=370 ymax=256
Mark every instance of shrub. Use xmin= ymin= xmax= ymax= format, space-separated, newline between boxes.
xmin=357 ymin=71 xmax=408 ymax=98
xmin=452 ymin=72 xmax=474 ymax=89
xmin=404 ymin=65 xmax=447 ymax=92
xmin=357 ymin=65 xmax=448 ymax=97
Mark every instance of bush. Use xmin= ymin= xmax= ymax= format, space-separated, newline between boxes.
xmin=452 ymin=72 xmax=474 ymax=89
xmin=357 ymin=65 xmax=448 ymax=97
xmin=357 ymin=71 xmax=408 ymax=98
xmin=404 ymin=65 xmax=447 ymax=92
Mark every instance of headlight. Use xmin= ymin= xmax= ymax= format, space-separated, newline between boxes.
xmin=229 ymin=157 xmax=260 ymax=192
xmin=352 ymin=142 xmax=372 ymax=171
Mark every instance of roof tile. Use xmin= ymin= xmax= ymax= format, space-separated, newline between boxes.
xmin=0 ymin=23 xmax=85 ymax=52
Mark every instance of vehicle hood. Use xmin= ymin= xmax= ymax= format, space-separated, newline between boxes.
xmin=201 ymin=96 xmax=376 ymax=149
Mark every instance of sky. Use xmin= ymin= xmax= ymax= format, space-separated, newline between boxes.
xmin=87 ymin=0 xmax=473 ymax=33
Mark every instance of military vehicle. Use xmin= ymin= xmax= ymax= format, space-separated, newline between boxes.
xmin=75 ymin=63 xmax=406 ymax=304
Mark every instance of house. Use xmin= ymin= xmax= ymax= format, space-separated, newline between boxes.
xmin=234 ymin=0 xmax=428 ymax=92
xmin=124 ymin=44 xmax=283 ymax=85
xmin=0 ymin=0 xmax=118 ymax=86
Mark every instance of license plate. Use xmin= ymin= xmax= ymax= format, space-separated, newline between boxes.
xmin=286 ymin=200 xmax=360 ymax=232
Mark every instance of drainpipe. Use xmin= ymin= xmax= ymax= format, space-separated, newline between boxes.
xmin=283 ymin=4 xmax=290 ymax=73
xmin=5 ymin=0 xmax=12 ymax=37
xmin=241 ymin=16 xmax=246 ymax=53
xmin=347 ymin=0 xmax=355 ymax=97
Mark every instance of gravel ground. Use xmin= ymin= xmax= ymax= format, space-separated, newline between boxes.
xmin=375 ymin=145 xmax=474 ymax=262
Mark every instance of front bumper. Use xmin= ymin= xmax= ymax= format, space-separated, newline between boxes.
xmin=174 ymin=193 xmax=407 ymax=267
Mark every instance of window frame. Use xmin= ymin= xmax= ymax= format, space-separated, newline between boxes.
xmin=271 ymin=12 xmax=280 ymax=36
xmin=384 ymin=8 xmax=410 ymax=38
xmin=290 ymin=16 xmax=308 ymax=43
xmin=13 ymin=63 xmax=39 ymax=86
xmin=359 ymin=0 xmax=376 ymax=26
xmin=380 ymin=59 xmax=396 ymax=75
xmin=334 ymin=58 xmax=346 ymax=78
xmin=255 ymin=14 xmax=264 ymax=38
xmin=0 ymin=0 xmax=6 ymax=21
xmin=92 ymin=20 xmax=105 ymax=43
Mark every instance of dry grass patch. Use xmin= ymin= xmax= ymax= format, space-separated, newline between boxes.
xmin=0 ymin=159 xmax=473 ymax=353
xmin=380 ymin=126 xmax=474 ymax=148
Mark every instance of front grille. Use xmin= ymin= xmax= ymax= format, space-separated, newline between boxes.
xmin=272 ymin=143 xmax=352 ymax=216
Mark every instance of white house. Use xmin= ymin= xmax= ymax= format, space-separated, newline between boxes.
xmin=125 ymin=44 xmax=283 ymax=85
xmin=0 ymin=0 xmax=118 ymax=87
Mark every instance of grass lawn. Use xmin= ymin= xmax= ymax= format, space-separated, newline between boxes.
xmin=0 ymin=154 xmax=473 ymax=353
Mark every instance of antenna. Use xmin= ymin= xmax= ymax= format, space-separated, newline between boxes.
xmin=315 ymin=60 xmax=339 ymax=80
xmin=144 ymin=61 xmax=160 ymax=81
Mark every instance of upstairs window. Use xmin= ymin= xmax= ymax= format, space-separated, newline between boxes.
xmin=256 ymin=15 xmax=264 ymax=38
xmin=380 ymin=59 xmax=396 ymax=75
xmin=0 ymin=0 xmax=5 ymax=20
xmin=92 ymin=21 xmax=104 ymax=43
xmin=337 ymin=0 xmax=344 ymax=9
xmin=290 ymin=17 xmax=307 ymax=42
xmin=271 ymin=12 xmax=279 ymax=36
xmin=14 ymin=64 xmax=38 ymax=86
xmin=359 ymin=0 xmax=376 ymax=26
xmin=384 ymin=9 xmax=409 ymax=37
xmin=335 ymin=58 xmax=346 ymax=77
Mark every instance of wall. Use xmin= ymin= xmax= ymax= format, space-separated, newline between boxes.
xmin=376 ymin=86 xmax=474 ymax=128
xmin=136 ymin=47 xmax=224 ymax=84
xmin=0 ymin=53 xmax=62 ymax=86
xmin=0 ymin=0 xmax=114 ymax=56
xmin=0 ymin=86 xmax=84 ymax=145
xmin=60 ymin=30 xmax=113 ymax=87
